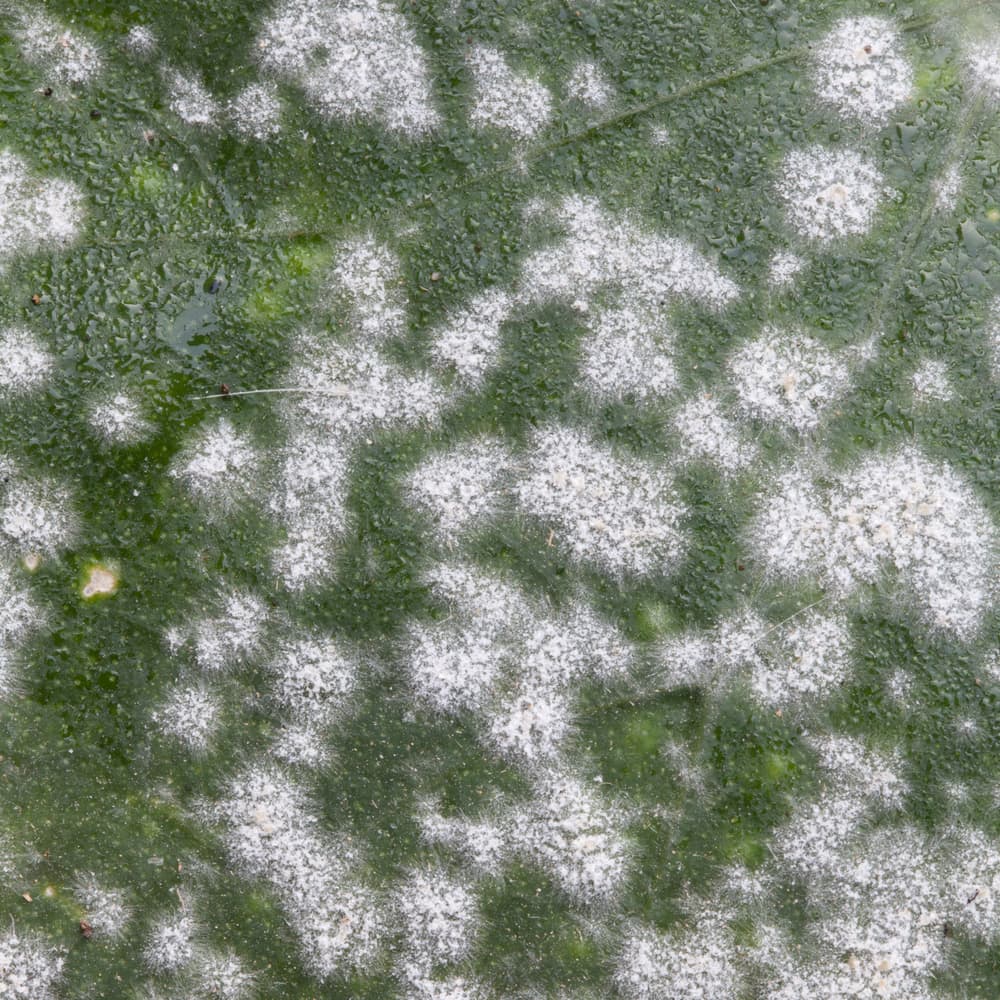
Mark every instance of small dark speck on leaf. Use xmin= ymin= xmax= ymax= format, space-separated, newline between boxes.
xmin=41 ymin=87 xmax=53 ymax=97
xmin=219 ymin=383 xmax=231 ymax=398
xmin=79 ymin=920 xmax=93 ymax=939
xmin=30 ymin=294 xmax=41 ymax=306
xmin=90 ymin=109 xmax=101 ymax=120
xmin=209 ymin=277 xmax=223 ymax=294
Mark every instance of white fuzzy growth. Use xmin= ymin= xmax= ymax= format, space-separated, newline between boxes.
xmin=417 ymin=803 xmax=507 ymax=875
xmin=967 ymin=38 xmax=1000 ymax=99
xmin=673 ymin=395 xmax=758 ymax=472
xmin=986 ymin=300 xmax=1000 ymax=380
xmin=213 ymin=766 xmax=384 ymax=978
xmin=0 ymin=472 xmax=76 ymax=555
xmin=468 ymin=46 xmax=552 ymax=139
xmin=171 ymin=418 xmax=259 ymax=505
xmin=397 ymin=968 xmax=486 ymax=1000
xmin=191 ymin=592 xmax=268 ymax=672
xmin=257 ymin=0 xmax=439 ymax=134
xmin=396 ymin=869 xmax=478 ymax=966
xmin=910 ymin=359 xmax=953 ymax=403
xmin=0 ymin=930 xmax=63 ymax=999
xmin=328 ymin=236 xmax=406 ymax=344
xmin=752 ymin=447 xmax=998 ymax=637
xmin=0 ymin=150 xmax=85 ymax=266
xmin=748 ymin=611 xmax=853 ymax=706
xmin=430 ymin=288 xmax=514 ymax=384
xmin=73 ymin=875 xmax=131 ymax=939
xmin=513 ymin=771 xmax=630 ymax=903
xmin=778 ymin=146 xmax=887 ymax=241
xmin=406 ymin=437 xmax=511 ymax=546
xmin=88 ymin=392 xmax=152 ymax=444
xmin=228 ymin=83 xmax=282 ymax=140
xmin=0 ymin=566 xmax=40 ymax=659
xmin=933 ymin=163 xmax=962 ymax=214
xmin=17 ymin=12 xmax=102 ymax=85
xmin=768 ymin=250 xmax=806 ymax=288
xmin=272 ymin=722 xmax=332 ymax=769
xmin=266 ymin=635 xmax=358 ymax=722
xmin=579 ymin=307 xmax=679 ymax=403
xmin=516 ymin=424 xmax=686 ymax=578
xmin=0 ymin=326 xmax=53 ymax=397
xmin=144 ymin=912 xmax=196 ymax=973
xmin=487 ymin=679 xmax=573 ymax=763
xmin=566 ymin=60 xmax=612 ymax=107
xmin=125 ymin=25 xmax=157 ymax=56
xmin=167 ymin=71 xmax=220 ymax=126
xmin=192 ymin=950 xmax=256 ymax=999
xmin=616 ymin=918 xmax=743 ymax=1000
xmin=153 ymin=684 xmax=221 ymax=752
xmin=728 ymin=326 xmax=852 ymax=432
xmin=813 ymin=17 xmax=913 ymax=126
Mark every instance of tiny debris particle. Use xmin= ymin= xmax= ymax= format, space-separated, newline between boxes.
xmin=90 ymin=109 xmax=101 ymax=119
xmin=79 ymin=920 xmax=93 ymax=939
xmin=41 ymin=86 xmax=53 ymax=97
xmin=30 ymin=293 xmax=41 ymax=305
xmin=22 ymin=892 xmax=31 ymax=902
xmin=430 ymin=271 xmax=441 ymax=282
xmin=219 ymin=383 xmax=231 ymax=397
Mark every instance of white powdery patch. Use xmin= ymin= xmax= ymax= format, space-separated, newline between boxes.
xmin=748 ymin=611 xmax=853 ymax=707
xmin=673 ymin=395 xmax=758 ymax=473
xmin=212 ymin=765 xmax=385 ymax=978
xmin=659 ymin=609 xmax=766 ymax=690
xmin=778 ymin=146 xmax=887 ymax=241
xmin=911 ymin=358 xmax=953 ymax=403
xmin=487 ymin=679 xmax=573 ymax=764
xmin=566 ymin=60 xmax=612 ymax=107
xmin=144 ymin=912 xmax=196 ymax=973
xmin=406 ymin=437 xmax=511 ymax=547
xmin=396 ymin=868 xmax=478 ymax=967
xmin=430 ymin=288 xmax=514 ymax=385
xmin=266 ymin=634 xmax=358 ymax=722
xmin=0 ymin=326 xmax=52 ymax=398
xmin=579 ymin=307 xmax=679 ymax=404
xmin=272 ymin=722 xmax=332 ymax=769
xmin=152 ymin=684 xmax=221 ymax=752
xmin=512 ymin=771 xmax=631 ymax=904
xmin=516 ymin=424 xmax=686 ymax=578
xmin=468 ymin=46 xmax=551 ymax=139
xmin=397 ymin=967 xmax=487 ymax=1000
xmin=125 ymin=25 xmax=157 ymax=57
xmin=0 ymin=471 xmax=75 ymax=555
xmin=87 ymin=392 xmax=152 ymax=444
xmin=728 ymin=326 xmax=853 ymax=432
xmin=616 ymin=918 xmax=743 ymax=1000
xmin=328 ymin=236 xmax=406 ymax=344
xmin=967 ymin=38 xmax=1000 ymax=99
xmin=768 ymin=250 xmax=807 ymax=288
xmin=191 ymin=592 xmax=268 ymax=672
xmin=171 ymin=418 xmax=259 ymax=507
xmin=16 ymin=11 xmax=102 ymax=86
xmin=0 ymin=150 xmax=85 ymax=267
xmin=418 ymin=804 xmax=508 ymax=876
xmin=228 ymin=83 xmax=282 ymax=140
xmin=73 ymin=875 xmax=131 ymax=939
xmin=813 ymin=17 xmax=913 ymax=126
xmin=192 ymin=950 xmax=256 ymax=1000
xmin=946 ymin=827 xmax=1000 ymax=939
xmin=0 ymin=930 xmax=63 ymax=999
xmin=934 ymin=163 xmax=962 ymax=214
xmin=257 ymin=0 xmax=439 ymax=135
xmin=0 ymin=565 xmax=40 ymax=653
xmin=166 ymin=70 xmax=220 ymax=126
xmin=752 ymin=446 xmax=999 ymax=637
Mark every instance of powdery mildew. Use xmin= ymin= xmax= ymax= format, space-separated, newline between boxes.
xmin=672 ymin=395 xmax=759 ymax=473
xmin=191 ymin=950 xmax=256 ymax=999
xmin=211 ymin=765 xmax=385 ymax=978
xmin=189 ymin=591 xmax=268 ymax=672
xmin=143 ymin=912 xmax=196 ymax=973
xmin=0 ymin=469 xmax=76 ymax=555
xmin=468 ymin=46 xmax=552 ymax=139
xmin=16 ymin=11 xmax=103 ymax=86
xmin=778 ymin=146 xmax=887 ymax=241
xmin=566 ymin=60 xmax=613 ymax=108
xmin=516 ymin=424 xmax=685 ymax=578
xmin=228 ymin=83 xmax=282 ymax=141
xmin=153 ymin=684 xmax=221 ymax=752
xmin=768 ymin=250 xmax=807 ymax=288
xmin=170 ymin=418 xmax=259 ymax=508
xmin=405 ymin=437 xmax=512 ymax=547
xmin=72 ymin=874 xmax=132 ymax=939
xmin=256 ymin=0 xmax=439 ymax=135
xmin=967 ymin=38 xmax=1000 ymax=99
xmin=430 ymin=288 xmax=514 ymax=384
xmin=0 ymin=326 xmax=53 ymax=398
xmin=266 ymin=634 xmax=359 ymax=722
xmin=727 ymin=326 xmax=854 ymax=432
xmin=167 ymin=71 xmax=220 ymax=126
xmin=396 ymin=868 xmax=479 ymax=967
xmin=417 ymin=801 xmax=508 ymax=875
xmin=751 ymin=447 xmax=998 ymax=637
xmin=910 ymin=358 xmax=954 ymax=403
xmin=0 ymin=929 xmax=63 ymax=999
xmin=87 ymin=392 xmax=153 ymax=444
xmin=327 ymin=235 xmax=407 ymax=344
xmin=934 ymin=163 xmax=963 ymax=214
xmin=813 ymin=17 xmax=913 ymax=126
xmin=616 ymin=917 xmax=743 ymax=999
xmin=0 ymin=150 xmax=85 ymax=267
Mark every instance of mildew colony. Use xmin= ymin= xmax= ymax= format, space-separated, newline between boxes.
xmin=0 ymin=0 xmax=998 ymax=996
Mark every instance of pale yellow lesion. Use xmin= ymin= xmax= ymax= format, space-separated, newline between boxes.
xmin=81 ymin=563 xmax=119 ymax=599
